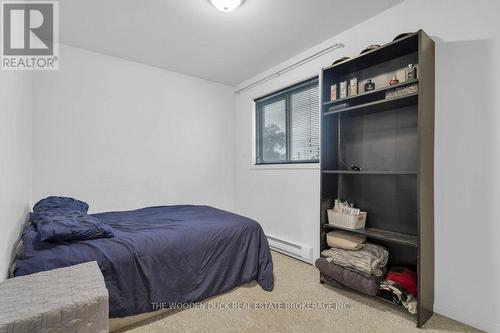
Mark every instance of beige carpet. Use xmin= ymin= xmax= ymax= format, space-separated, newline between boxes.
xmin=118 ymin=251 xmax=480 ymax=333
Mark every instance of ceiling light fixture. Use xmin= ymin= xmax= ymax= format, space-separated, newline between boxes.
xmin=209 ymin=0 xmax=243 ymax=12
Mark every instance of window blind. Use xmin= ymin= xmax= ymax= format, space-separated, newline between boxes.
xmin=290 ymin=81 xmax=319 ymax=161
xmin=255 ymin=77 xmax=319 ymax=164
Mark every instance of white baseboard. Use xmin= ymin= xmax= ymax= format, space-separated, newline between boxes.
xmin=266 ymin=235 xmax=313 ymax=264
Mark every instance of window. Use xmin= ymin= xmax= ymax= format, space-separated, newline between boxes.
xmin=255 ymin=77 xmax=319 ymax=164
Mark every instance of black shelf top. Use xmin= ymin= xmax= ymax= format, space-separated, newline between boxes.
xmin=322 ymin=170 xmax=417 ymax=175
xmin=323 ymin=92 xmax=418 ymax=117
xmin=323 ymin=79 xmax=419 ymax=107
xmin=322 ymin=224 xmax=418 ymax=247
xmin=322 ymin=31 xmax=419 ymax=73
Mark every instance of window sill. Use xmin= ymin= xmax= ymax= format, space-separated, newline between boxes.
xmin=249 ymin=163 xmax=320 ymax=171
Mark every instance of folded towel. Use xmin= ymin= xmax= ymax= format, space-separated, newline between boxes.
xmin=315 ymin=258 xmax=384 ymax=296
xmin=326 ymin=230 xmax=366 ymax=250
xmin=321 ymin=242 xmax=388 ymax=277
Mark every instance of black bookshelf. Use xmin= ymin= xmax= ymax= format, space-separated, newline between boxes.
xmin=319 ymin=30 xmax=435 ymax=328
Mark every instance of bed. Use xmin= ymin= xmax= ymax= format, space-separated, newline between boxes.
xmin=13 ymin=204 xmax=274 ymax=318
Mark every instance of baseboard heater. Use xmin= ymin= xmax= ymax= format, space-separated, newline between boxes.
xmin=266 ymin=235 xmax=313 ymax=263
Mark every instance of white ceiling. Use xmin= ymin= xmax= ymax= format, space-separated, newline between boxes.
xmin=59 ymin=0 xmax=403 ymax=86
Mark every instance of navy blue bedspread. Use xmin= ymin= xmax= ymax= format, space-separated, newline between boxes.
xmin=14 ymin=205 xmax=274 ymax=317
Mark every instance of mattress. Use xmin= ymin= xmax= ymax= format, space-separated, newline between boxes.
xmin=14 ymin=205 xmax=274 ymax=318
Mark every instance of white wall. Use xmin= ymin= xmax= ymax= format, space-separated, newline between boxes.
xmin=32 ymin=44 xmax=235 ymax=213
xmin=233 ymin=0 xmax=500 ymax=331
xmin=0 ymin=72 xmax=33 ymax=280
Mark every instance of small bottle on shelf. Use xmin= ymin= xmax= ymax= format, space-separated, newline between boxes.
xmin=349 ymin=78 xmax=358 ymax=96
xmin=330 ymin=84 xmax=337 ymax=101
xmin=406 ymin=64 xmax=418 ymax=81
xmin=339 ymin=81 xmax=348 ymax=99
xmin=364 ymin=79 xmax=375 ymax=92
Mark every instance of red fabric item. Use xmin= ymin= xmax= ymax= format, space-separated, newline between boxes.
xmin=386 ymin=267 xmax=417 ymax=296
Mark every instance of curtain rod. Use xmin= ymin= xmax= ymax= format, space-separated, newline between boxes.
xmin=234 ymin=42 xmax=345 ymax=95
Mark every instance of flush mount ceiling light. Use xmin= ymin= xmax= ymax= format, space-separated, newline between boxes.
xmin=209 ymin=0 xmax=243 ymax=12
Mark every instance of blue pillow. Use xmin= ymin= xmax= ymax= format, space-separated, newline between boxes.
xmin=32 ymin=209 xmax=114 ymax=242
xmin=33 ymin=196 xmax=89 ymax=213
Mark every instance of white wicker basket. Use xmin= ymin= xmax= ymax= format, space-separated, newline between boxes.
xmin=327 ymin=209 xmax=367 ymax=229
